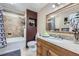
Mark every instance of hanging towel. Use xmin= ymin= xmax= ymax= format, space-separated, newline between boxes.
xmin=0 ymin=9 xmax=7 ymax=48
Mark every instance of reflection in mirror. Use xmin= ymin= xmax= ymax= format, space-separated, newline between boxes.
xmin=64 ymin=17 xmax=69 ymax=25
xmin=68 ymin=12 xmax=79 ymax=42
xmin=47 ymin=17 xmax=56 ymax=31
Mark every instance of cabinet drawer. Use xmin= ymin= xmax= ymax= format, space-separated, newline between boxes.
xmin=48 ymin=50 xmax=58 ymax=56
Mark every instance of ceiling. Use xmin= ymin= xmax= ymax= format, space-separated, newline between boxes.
xmin=0 ymin=3 xmax=66 ymax=15
xmin=0 ymin=3 xmax=48 ymax=15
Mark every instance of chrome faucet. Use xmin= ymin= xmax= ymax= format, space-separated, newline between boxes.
xmin=57 ymin=35 xmax=64 ymax=40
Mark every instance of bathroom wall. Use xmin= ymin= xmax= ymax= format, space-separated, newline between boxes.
xmin=3 ymin=11 xmax=25 ymax=38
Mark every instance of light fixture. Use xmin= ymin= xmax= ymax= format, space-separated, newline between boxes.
xmin=52 ymin=4 xmax=56 ymax=8
xmin=9 ymin=3 xmax=16 ymax=4
xmin=58 ymin=3 xmax=61 ymax=4
xmin=50 ymin=15 xmax=54 ymax=18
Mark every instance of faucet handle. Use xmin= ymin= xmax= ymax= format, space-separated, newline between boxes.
xmin=58 ymin=35 xmax=64 ymax=39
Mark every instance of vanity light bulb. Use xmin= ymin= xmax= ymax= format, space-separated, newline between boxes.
xmin=52 ymin=4 xmax=56 ymax=8
xmin=51 ymin=15 xmax=54 ymax=18
xmin=9 ymin=3 xmax=16 ymax=4
xmin=58 ymin=3 xmax=61 ymax=4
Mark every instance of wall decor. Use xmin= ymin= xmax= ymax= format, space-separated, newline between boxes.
xmin=28 ymin=18 xmax=36 ymax=27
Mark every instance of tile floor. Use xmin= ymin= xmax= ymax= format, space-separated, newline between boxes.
xmin=21 ymin=47 xmax=36 ymax=56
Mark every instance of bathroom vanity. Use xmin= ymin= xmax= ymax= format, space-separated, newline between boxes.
xmin=37 ymin=36 xmax=79 ymax=56
xmin=37 ymin=4 xmax=79 ymax=56
xmin=36 ymin=4 xmax=79 ymax=56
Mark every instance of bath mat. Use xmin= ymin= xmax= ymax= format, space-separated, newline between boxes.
xmin=0 ymin=49 xmax=21 ymax=56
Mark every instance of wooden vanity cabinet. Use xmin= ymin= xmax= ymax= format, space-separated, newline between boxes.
xmin=37 ymin=38 xmax=79 ymax=56
xmin=37 ymin=40 xmax=48 ymax=56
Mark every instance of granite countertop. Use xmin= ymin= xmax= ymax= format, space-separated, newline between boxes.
xmin=37 ymin=35 xmax=79 ymax=54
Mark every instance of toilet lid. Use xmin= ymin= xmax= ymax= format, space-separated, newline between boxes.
xmin=27 ymin=41 xmax=36 ymax=46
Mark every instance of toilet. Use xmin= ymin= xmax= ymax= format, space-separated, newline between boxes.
xmin=27 ymin=41 xmax=37 ymax=51
xmin=24 ymin=28 xmax=37 ymax=51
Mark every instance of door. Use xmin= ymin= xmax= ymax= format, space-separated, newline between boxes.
xmin=26 ymin=9 xmax=37 ymax=48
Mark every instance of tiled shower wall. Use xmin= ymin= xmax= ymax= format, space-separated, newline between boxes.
xmin=3 ymin=12 xmax=25 ymax=38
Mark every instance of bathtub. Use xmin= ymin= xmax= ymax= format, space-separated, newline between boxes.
xmin=0 ymin=37 xmax=26 ymax=55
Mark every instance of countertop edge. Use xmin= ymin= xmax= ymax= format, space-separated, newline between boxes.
xmin=37 ymin=35 xmax=79 ymax=54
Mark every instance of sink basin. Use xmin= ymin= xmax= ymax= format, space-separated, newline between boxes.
xmin=42 ymin=36 xmax=73 ymax=44
xmin=39 ymin=35 xmax=74 ymax=46
xmin=47 ymin=38 xmax=72 ymax=44
xmin=42 ymin=36 xmax=63 ymax=40
xmin=47 ymin=36 xmax=63 ymax=40
xmin=47 ymin=36 xmax=55 ymax=39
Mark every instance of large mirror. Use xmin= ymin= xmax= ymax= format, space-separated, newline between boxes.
xmin=46 ymin=4 xmax=79 ymax=34
xmin=46 ymin=12 xmax=79 ymax=33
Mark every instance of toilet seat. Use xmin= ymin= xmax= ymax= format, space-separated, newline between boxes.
xmin=27 ymin=41 xmax=37 ymax=51
xmin=27 ymin=41 xmax=36 ymax=46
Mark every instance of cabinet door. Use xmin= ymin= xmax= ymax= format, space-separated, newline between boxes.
xmin=48 ymin=50 xmax=58 ymax=56
xmin=42 ymin=46 xmax=48 ymax=56
xmin=37 ymin=41 xmax=42 ymax=56
xmin=37 ymin=46 xmax=42 ymax=56
xmin=37 ymin=40 xmax=49 ymax=56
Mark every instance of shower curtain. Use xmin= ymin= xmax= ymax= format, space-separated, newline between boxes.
xmin=0 ymin=9 xmax=7 ymax=48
